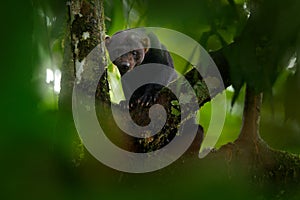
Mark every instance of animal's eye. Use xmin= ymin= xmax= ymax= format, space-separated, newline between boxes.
xmin=132 ymin=50 xmax=138 ymax=57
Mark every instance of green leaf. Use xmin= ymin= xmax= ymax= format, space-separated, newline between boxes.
xmin=171 ymin=107 xmax=181 ymax=116
xmin=106 ymin=51 xmax=125 ymax=104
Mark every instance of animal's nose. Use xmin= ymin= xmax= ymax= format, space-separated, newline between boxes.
xmin=121 ymin=62 xmax=130 ymax=68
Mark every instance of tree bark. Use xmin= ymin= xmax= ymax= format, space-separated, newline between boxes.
xmin=57 ymin=0 xmax=107 ymax=164
xmin=59 ymin=0 xmax=108 ymax=110
xmin=235 ymin=85 xmax=263 ymax=147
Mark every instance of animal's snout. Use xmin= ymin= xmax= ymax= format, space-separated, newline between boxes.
xmin=121 ymin=62 xmax=130 ymax=68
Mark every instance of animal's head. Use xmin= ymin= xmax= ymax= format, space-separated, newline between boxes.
xmin=105 ymin=30 xmax=150 ymax=75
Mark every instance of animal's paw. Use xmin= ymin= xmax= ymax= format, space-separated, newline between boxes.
xmin=129 ymin=91 xmax=159 ymax=109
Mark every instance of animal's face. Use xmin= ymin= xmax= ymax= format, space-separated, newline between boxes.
xmin=112 ymin=49 xmax=145 ymax=75
xmin=105 ymin=31 xmax=149 ymax=75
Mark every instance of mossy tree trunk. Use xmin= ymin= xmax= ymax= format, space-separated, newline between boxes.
xmin=58 ymin=0 xmax=108 ymax=164
xmin=59 ymin=0 xmax=108 ymax=110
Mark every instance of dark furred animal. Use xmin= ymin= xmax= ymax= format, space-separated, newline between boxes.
xmin=104 ymin=29 xmax=203 ymax=154
xmin=105 ymin=29 xmax=175 ymax=107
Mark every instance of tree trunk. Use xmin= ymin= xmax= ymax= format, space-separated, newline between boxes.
xmin=59 ymin=0 xmax=108 ymax=109
xmin=214 ymin=85 xmax=300 ymax=186
xmin=213 ymin=85 xmax=267 ymax=166
xmin=235 ymin=85 xmax=263 ymax=148
xmin=57 ymin=0 xmax=107 ymax=164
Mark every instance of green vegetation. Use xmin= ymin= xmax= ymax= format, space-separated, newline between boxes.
xmin=2 ymin=0 xmax=300 ymax=199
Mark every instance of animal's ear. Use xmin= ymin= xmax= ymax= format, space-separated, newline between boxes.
xmin=105 ymin=35 xmax=111 ymax=45
xmin=141 ymin=37 xmax=150 ymax=53
xmin=141 ymin=37 xmax=150 ymax=48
